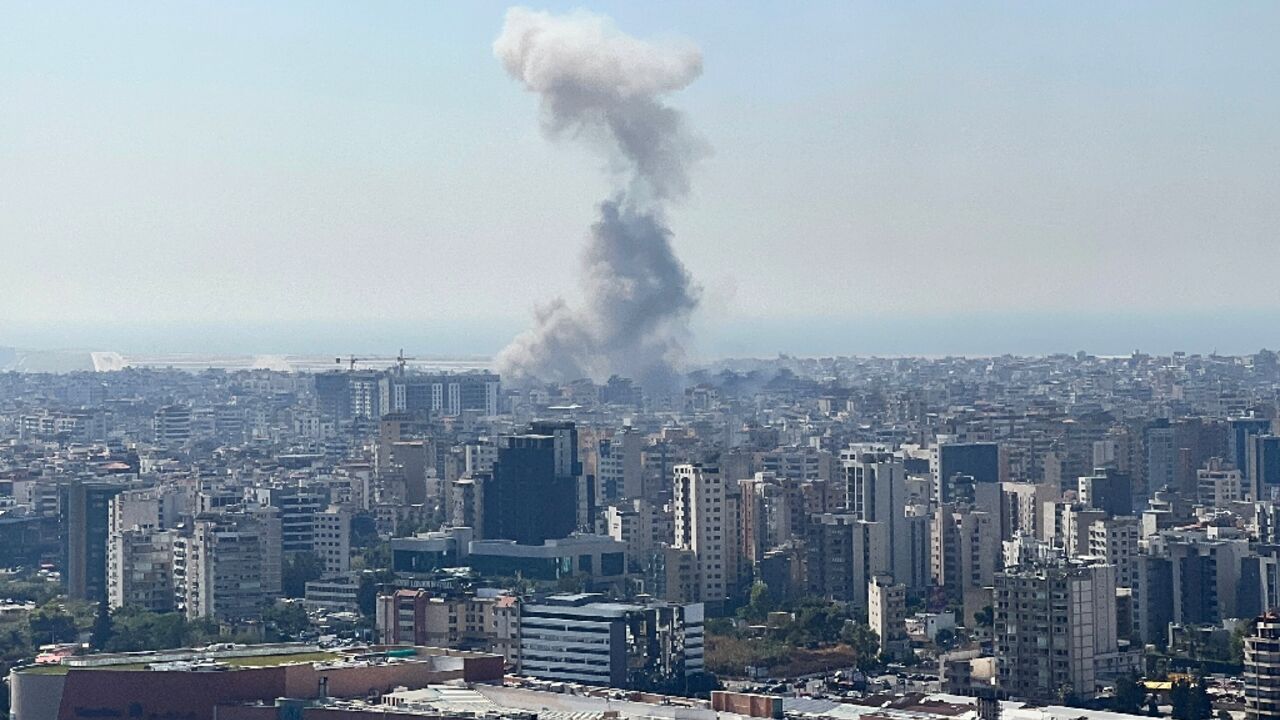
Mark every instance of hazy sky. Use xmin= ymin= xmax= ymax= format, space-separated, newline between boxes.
xmin=3 ymin=2 xmax=1279 ymax=357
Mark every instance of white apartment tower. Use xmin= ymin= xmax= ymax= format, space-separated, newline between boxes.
xmin=673 ymin=464 xmax=740 ymax=608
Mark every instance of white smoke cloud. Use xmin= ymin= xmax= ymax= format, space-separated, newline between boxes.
xmin=493 ymin=7 xmax=707 ymax=394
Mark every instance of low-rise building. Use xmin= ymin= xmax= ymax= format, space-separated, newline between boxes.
xmin=519 ymin=593 xmax=705 ymax=692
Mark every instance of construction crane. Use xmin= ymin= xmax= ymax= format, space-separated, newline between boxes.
xmin=395 ymin=348 xmax=417 ymax=375
xmin=335 ymin=351 xmax=414 ymax=372
xmin=335 ymin=355 xmax=366 ymax=371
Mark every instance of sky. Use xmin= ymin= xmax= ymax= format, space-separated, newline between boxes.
xmin=2 ymin=1 xmax=1279 ymax=358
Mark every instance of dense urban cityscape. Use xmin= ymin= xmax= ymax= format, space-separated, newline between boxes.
xmin=5 ymin=4 xmax=1278 ymax=720
xmin=2 ymin=350 xmax=1280 ymax=720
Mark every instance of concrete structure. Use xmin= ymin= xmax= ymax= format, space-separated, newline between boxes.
xmin=1245 ymin=613 xmax=1280 ymax=720
xmin=994 ymin=560 xmax=1118 ymax=702
xmin=7 ymin=644 xmax=504 ymax=720
xmin=1197 ymin=458 xmax=1243 ymax=507
xmin=1077 ymin=468 xmax=1134 ymax=516
xmin=377 ymin=588 xmax=520 ymax=664
xmin=606 ymin=498 xmax=655 ymax=570
xmin=152 ymin=404 xmax=193 ymax=445
xmin=1085 ymin=516 xmax=1140 ymax=588
xmin=174 ymin=507 xmax=283 ymax=622
xmin=313 ymin=504 xmax=352 ymax=574
xmin=1250 ymin=435 xmax=1280 ymax=502
xmin=932 ymin=503 xmax=998 ymax=623
xmin=518 ymin=593 xmax=704 ymax=691
xmin=937 ymin=442 xmax=1002 ymax=503
xmin=868 ymin=574 xmax=909 ymax=660
xmin=107 ymin=528 xmax=175 ymax=611
xmin=674 ymin=463 xmax=741 ymax=609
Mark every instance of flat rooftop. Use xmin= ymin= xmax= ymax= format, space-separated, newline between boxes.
xmin=15 ymin=643 xmax=486 ymax=676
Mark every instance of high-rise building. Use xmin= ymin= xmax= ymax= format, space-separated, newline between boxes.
xmin=482 ymin=428 xmax=578 ymax=545
xmin=868 ymin=574 xmax=909 ymax=660
xmin=605 ymin=499 xmax=655 ymax=571
xmin=107 ymin=486 xmax=183 ymax=612
xmin=252 ymin=484 xmax=327 ymax=555
xmin=937 ymin=442 xmax=1001 ymax=503
xmin=1086 ymin=516 xmax=1140 ymax=588
xmin=1146 ymin=422 xmax=1177 ymax=494
xmin=994 ymin=560 xmax=1118 ymax=702
xmin=841 ymin=446 xmax=931 ymax=591
xmin=1245 ymin=613 xmax=1280 ymax=720
xmin=528 ymin=420 xmax=591 ymax=531
xmin=1077 ymin=468 xmax=1134 ymax=517
xmin=1197 ymin=458 xmax=1243 ymax=507
xmin=314 ymin=371 xmax=351 ymax=422
xmin=597 ymin=428 xmax=643 ymax=502
xmin=313 ymin=505 xmax=352 ymax=574
xmin=152 ymin=404 xmax=193 ymax=445
xmin=932 ymin=503 xmax=998 ymax=623
xmin=1249 ymin=435 xmax=1280 ymax=502
xmin=108 ymin=529 xmax=175 ymax=612
xmin=1232 ymin=417 xmax=1274 ymax=476
xmin=60 ymin=480 xmax=124 ymax=603
xmin=173 ymin=508 xmax=283 ymax=622
xmin=673 ymin=463 xmax=740 ymax=609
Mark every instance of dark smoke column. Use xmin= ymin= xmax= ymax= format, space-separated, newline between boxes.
xmin=493 ymin=7 xmax=706 ymax=395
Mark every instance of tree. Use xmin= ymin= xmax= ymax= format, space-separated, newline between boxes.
xmin=282 ymin=553 xmax=325 ymax=598
xmin=263 ymin=602 xmax=310 ymax=639
xmin=973 ymin=605 xmax=995 ymax=628
xmin=1112 ymin=673 xmax=1145 ymax=714
xmin=683 ymin=670 xmax=721 ymax=697
xmin=840 ymin=621 xmax=883 ymax=672
xmin=357 ymin=574 xmax=379 ymax=618
xmin=28 ymin=603 xmax=77 ymax=644
xmin=90 ymin=601 xmax=114 ymax=650
xmin=738 ymin=582 xmax=774 ymax=624
xmin=1230 ymin=619 xmax=1255 ymax=665
xmin=1171 ymin=677 xmax=1211 ymax=720
xmin=1189 ymin=677 xmax=1212 ymax=720
xmin=934 ymin=628 xmax=956 ymax=650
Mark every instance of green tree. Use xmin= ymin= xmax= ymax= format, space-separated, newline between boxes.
xmin=1170 ymin=677 xmax=1212 ymax=720
xmin=840 ymin=621 xmax=883 ymax=672
xmin=282 ymin=553 xmax=325 ymax=598
xmin=683 ymin=670 xmax=721 ymax=697
xmin=738 ymin=582 xmax=774 ymax=624
xmin=263 ymin=602 xmax=310 ymax=639
xmin=90 ymin=601 xmax=114 ymax=650
xmin=973 ymin=605 xmax=995 ymax=628
xmin=1230 ymin=620 xmax=1255 ymax=665
xmin=1189 ymin=677 xmax=1212 ymax=720
xmin=28 ymin=603 xmax=77 ymax=644
xmin=935 ymin=628 xmax=957 ymax=649
xmin=1112 ymin=673 xmax=1145 ymax=714
xmin=1170 ymin=678 xmax=1191 ymax=720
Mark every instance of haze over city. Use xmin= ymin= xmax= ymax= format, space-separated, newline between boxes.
xmin=4 ymin=2 xmax=1280 ymax=360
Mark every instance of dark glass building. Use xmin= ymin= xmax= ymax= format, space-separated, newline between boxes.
xmin=937 ymin=442 xmax=1000 ymax=503
xmin=482 ymin=424 xmax=580 ymax=545
xmin=59 ymin=480 xmax=123 ymax=602
xmin=1250 ymin=435 xmax=1280 ymax=502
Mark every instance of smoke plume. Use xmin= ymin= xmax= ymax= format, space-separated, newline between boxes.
xmin=493 ymin=7 xmax=706 ymax=394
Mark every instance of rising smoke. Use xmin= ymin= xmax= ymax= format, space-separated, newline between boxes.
xmin=493 ymin=7 xmax=706 ymax=394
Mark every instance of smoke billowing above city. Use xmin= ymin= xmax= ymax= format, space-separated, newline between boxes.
xmin=492 ymin=7 xmax=706 ymax=394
